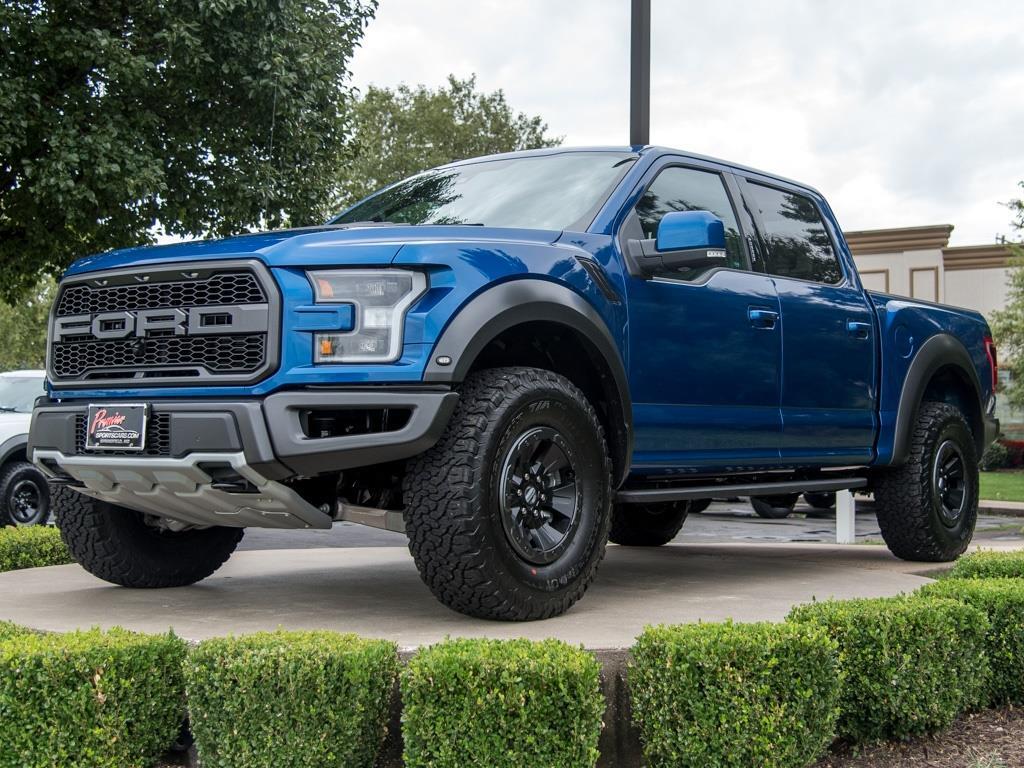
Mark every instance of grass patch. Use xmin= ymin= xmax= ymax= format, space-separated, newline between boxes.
xmin=979 ymin=471 xmax=1024 ymax=503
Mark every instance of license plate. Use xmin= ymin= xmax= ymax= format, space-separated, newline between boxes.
xmin=84 ymin=404 xmax=148 ymax=451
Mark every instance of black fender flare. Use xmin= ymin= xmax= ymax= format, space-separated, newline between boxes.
xmin=423 ymin=279 xmax=633 ymax=486
xmin=0 ymin=434 xmax=27 ymax=466
xmin=892 ymin=333 xmax=984 ymax=464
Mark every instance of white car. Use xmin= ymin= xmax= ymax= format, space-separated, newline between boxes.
xmin=0 ymin=370 xmax=49 ymax=526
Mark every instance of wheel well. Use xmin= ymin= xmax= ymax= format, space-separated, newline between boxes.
xmin=921 ymin=364 xmax=984 ymax=455
xmin=465 ymin=320 xmax=629 ymax=483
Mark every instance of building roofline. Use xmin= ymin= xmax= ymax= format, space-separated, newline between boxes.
xmin=843 ymin=224 xmax=954 ymax=255
xmin=943 ymin=243 xmax=1018 ymax=271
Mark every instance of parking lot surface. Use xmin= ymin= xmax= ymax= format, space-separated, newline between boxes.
xmin=5 ymin=500 xmax=1021 ymax=648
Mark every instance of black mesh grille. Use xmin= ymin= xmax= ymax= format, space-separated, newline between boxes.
xmin=51 ymin=267 xmax=273 ymax=384
xmin=57 ymin=273 xmax=265 ymax=316
xmin=75 ymin=413 xmax=171 ymax=456
xmin=53 ymin=335 xmax=265 ymax=379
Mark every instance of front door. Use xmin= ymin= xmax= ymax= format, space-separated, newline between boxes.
xmin=740 ymin=179 xmax=877 ymax=464
xmin=622 ymin=163 xmax=783 ymax=473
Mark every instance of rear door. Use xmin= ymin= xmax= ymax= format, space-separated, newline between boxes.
xmin=738 ymin=178 xmax=877 ymax=465
xmin=620 ymin=160 xmax=782 ymax=472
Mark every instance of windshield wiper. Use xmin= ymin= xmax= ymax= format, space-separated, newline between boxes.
xmin=0 ymin=406 xmax=17 ymax=413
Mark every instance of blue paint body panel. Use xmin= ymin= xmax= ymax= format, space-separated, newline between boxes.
xmin=51 ymin=146 xmax=996 ymax=479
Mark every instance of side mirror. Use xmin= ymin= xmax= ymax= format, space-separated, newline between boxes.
xmin=655 ymin=211 xmax=728 ymax=270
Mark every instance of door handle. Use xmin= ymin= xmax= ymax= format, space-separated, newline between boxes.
xmin=847 ymin=320 xmax=871 ymax=339
xmin=748 ymin=308 xmax=779 ymax=329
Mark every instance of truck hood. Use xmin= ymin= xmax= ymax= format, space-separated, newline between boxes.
xmin=66 ymin=225 xmax=562 ymax=276
xmin=0 ymin=411 xmax=31 ymax=443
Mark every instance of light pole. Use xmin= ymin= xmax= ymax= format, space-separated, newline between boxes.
xmin=629 ymin=0 xmax=651 ymax=146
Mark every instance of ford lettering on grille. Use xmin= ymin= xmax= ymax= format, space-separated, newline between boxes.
xmin=48 ymin=264 xmax=277 ymax=385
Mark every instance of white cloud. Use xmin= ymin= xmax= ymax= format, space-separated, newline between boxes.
xmin=350 ymin=0 xmax=1024 ymax=244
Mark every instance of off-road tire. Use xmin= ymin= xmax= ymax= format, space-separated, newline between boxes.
xmin=751 ymin=494 xmax=799 ymax=519
xmin=874 ymin=401 xmax=978 ymax=562
xmin=53 ymin=485 xmax=243 ymax=587
xmin=403 ymin=367 xmax=612 ymax=621
xmin=609 ymin=502 xmax=688 ymax=546
xmin=803 ymin=491 xmax=836 ymax=510
xmin=0 ymin=461 xmax=50 ymax=526
xmin=688 ymin=498 xmax=712 ymax=515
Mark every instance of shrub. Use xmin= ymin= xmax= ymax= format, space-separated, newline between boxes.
xmin=980 ymin=440 xmax=1010 ymax=470
xmin=0 ymin=525 xmax=73 ymax=572
xmin=920 ymin=578 xmax=1024 ymax=704
xmin=629 ymin=621 xmax=841 ymax=768
xmin=401 ymin=637 xmax=603 ymax=768
xmin=948 ymin=549 xmax=1024 ymax=580
xmin=788 ymin=596 xmax=989 ymax=742
xmin=185 ymin=630 xmax=398 ymax=768
xmin=0 ymin=621 xmax=27 ymax=642
xmin=0 ymin=627 xmax=186 ymax=768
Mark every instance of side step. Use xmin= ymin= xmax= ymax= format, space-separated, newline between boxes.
xmin=616 ymin=476 xmax=868 ymax=504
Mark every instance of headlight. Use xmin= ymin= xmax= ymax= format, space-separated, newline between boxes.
xmin=307 ymin=269 xmax=427 ymax=363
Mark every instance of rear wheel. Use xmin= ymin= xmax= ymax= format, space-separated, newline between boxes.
xmin=803 ymin=491 xmax=836 ymax=519
xmin=609 ymin=501 xmax=688 ymax=546
xmin=403 ymin=367 xmax=611 ymax=621
xmin=751 ymin=494 xmax=799 ymax=519
xmin=0 ymin=461 xmax=50 ymax=526
xmin=874 ymin=401 xmax=978 ymax=562
xmin=53 ymin=486 xmax=243 ymax=587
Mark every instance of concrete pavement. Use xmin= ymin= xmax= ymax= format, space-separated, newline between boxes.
xmin=0 ymin=541 xmax=945 ymax=648
xmin=6 ymin=500 xmax=1022 ymax=649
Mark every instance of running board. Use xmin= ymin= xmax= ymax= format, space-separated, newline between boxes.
xmin=616 ymin=477 xmax=869 ymax=504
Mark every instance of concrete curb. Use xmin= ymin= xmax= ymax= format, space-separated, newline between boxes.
xmin=979 ymin=499 xmax=1024 ymax=518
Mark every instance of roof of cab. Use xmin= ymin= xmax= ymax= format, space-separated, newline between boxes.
xmin=439 ymin=145 xmax=824 ymax=198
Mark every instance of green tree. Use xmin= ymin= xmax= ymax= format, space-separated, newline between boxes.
xmin=0 ymin=0 xmax=377 ymax=303
xmin=338 ymin=75 xmax=561 ymax=206
xmin=989 ymin=181 xmax=1024 ymax=407
xmin=0 ymin=280 xmax=55 ymax=371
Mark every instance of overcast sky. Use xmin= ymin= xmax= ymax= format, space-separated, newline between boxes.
xmin=349 ymin=0 xmax=1024 ymax=245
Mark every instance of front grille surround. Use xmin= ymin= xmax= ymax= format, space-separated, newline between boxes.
xmin=47 ymin=259 xmax=281 ymax=388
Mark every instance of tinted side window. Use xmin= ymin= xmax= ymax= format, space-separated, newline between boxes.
xmin=635 ymin=167 xmax=745 ymax=273
xmin=745 ymin=182 xmax=843 ymax=284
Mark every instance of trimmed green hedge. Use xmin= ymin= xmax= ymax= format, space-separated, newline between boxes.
xmin=185 ymin=630 xmax=398 ymax=768
xmin=920 ymin=578 xmax=1024 ymax=704
xmin=629 ymin=621 xmax=841 ymax=768
xmin=948 ymin=550 xmax=1024 ymax=579
xmin=401 ymin=637 xmax=603 ymax=768
xmin=0 ymin=627 xmax=186 ymax=768
xmin=0 ymin=525 xmax=73 ymax=572
xmin=788 ymin=596 xmax=989 ymax=742
xmin=0 ymin=621 xmax=27 ymax=642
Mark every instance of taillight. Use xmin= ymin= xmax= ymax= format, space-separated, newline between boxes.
xmin=984 ymin=335 xmax=998 ymax=393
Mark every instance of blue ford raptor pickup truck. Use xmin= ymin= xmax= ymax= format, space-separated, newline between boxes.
xmin=29 ymin=147 xmax=999 ymax=620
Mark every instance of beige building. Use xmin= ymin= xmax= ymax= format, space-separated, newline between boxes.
xmin=844 ymin=225 xmax=1019 ymax=435
xmin=843 ymin=224 xmax=1015 ymax=318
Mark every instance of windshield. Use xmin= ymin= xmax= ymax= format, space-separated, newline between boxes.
xmin=0 ymin=376 xmax=44 ymax=413
xmin=332 ymin=151 xmax=635 ymax=231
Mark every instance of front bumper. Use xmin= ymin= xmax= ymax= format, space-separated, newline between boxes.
xmin=29 ymin=388 xmax=458 ymax=529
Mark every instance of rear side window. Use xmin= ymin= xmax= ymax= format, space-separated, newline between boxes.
xmin=635 ymin=167 xmax=746 ymax=272
xmin=745 ymin=182 xmax=843 ymax=284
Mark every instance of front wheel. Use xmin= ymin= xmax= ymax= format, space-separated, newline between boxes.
xmin=750 ymin=494 xmax=799 ymax=519
xmin=53 ymin=486 xmax=243 ymax=587
xmin=874 ymin=401 xmax=978 ymax=562
xmin=403 ymin=367 xmax=612 ymax=621
xmin=0 ymin=461 xmax=51 ymax=526
xmin=609 ymin=501 xmax=688 ymax=546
